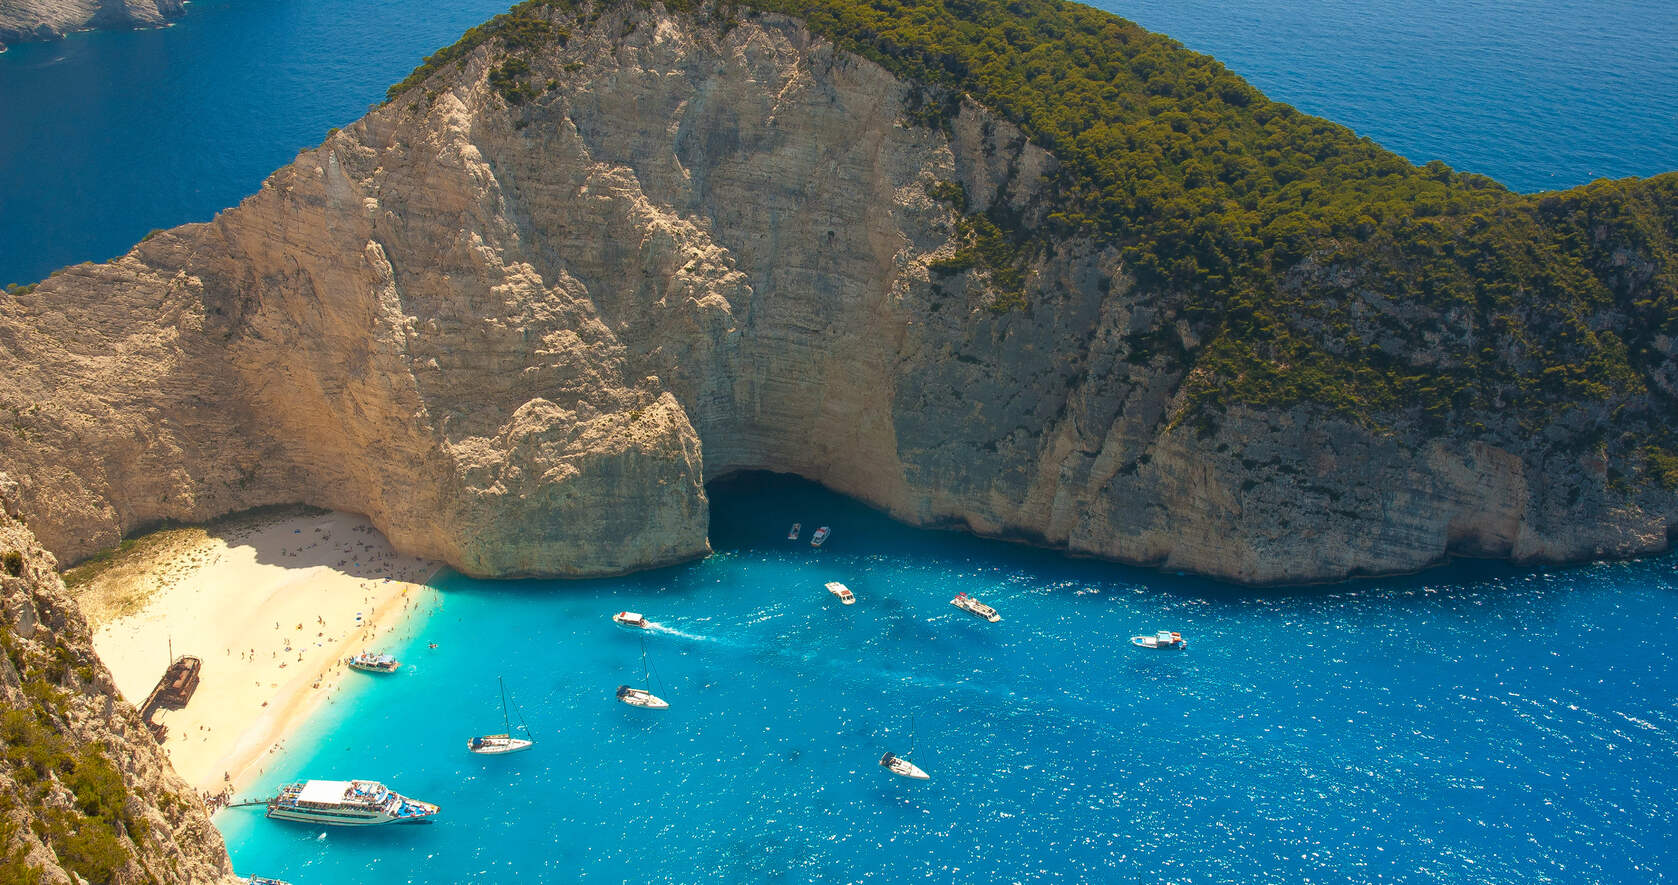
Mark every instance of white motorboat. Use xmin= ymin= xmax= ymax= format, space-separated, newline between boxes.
xmin=346 ymin=652 xmax=400 ymax=673
xmin=266 ymin=779 xmax=438 ymax=826
xmin=612 ymin=611 xmax=649 ymax=629
xmin=468 ymin=676 xmax=535 ymax=755
xmin=950 ymin=592 xmax=1001 ymax=623
xmin=787 ymin=522 xmax=802 ymax=540
xmin=810 ymin=526 xmax=831 ymax=547
xmin=1130 ymin=630 xmax=1188 ymax=650
xmin=617 ymin=637 xmax=669 ymax=709
xmin=880 ymin=751 xmax=930 ymax=780
xmin=825 ymin=581 xmax=856 ymax=605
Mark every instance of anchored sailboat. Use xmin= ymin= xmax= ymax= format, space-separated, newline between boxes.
xmin=467 ymin=676 xmax=534 ymax=755
xmin=881 ymin=714 xmax=930 ymax=780
xmin=617 ymin=636 xmax=669 ymax=709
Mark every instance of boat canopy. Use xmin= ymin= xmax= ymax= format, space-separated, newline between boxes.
xmin=1156 ymin=631 xmax=1175 ymax=642
xmin=296 ymin=780 xmax=354 ymax=804
xmin=620 ymin=612 xmax=642 ymax=620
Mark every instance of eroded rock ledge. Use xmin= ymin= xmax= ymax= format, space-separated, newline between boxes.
xmin=0 ymin=0 xmax=184 ymax=51
xmin=0 ymin=2 xmax=1672 ymax=584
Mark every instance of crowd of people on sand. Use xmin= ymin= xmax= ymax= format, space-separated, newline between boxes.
xmin=268 ymin=524 xmax=432 ymax=578
xmin=183 ymin=576 xmax=449 ymax=815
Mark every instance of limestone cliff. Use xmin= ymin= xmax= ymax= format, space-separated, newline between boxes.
xmin=0 ymin=0 xmax=1673 ymax=584
xmin=0 ymin=474 xmax=234 ymax=883
xmin=0 ymin=0 xmax=183 ymax=50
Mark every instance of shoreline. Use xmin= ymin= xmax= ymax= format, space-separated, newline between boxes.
xmin=71 ymin=509 xmax=442 ymax=796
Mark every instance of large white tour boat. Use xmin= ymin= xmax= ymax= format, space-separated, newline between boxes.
xmin=266 ymin=779 xmax=438 ymax=826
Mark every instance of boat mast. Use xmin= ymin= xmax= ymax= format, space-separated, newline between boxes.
xmin=498 ymin=676 xmax=511 ymax=734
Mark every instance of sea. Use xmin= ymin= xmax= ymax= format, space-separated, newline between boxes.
xmin=214 ymin=473 xmax=1678 ymax=883
xmin=1 ymin=0 xmax=1675 ymax=880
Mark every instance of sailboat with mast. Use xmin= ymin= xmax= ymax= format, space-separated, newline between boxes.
xmin=616 ymin=636 xmax=669 ymax=709
xmin=880 ymin=714 xmax=930 ymax=780
xmin=467 ymin=676 xmax=535 ymax=755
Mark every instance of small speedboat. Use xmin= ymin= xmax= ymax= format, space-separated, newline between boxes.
xmin=347 ymin=652 xmax=400 ymax=673
xmin=1131 ymin=630 xmax=1187 ymax=650
xmin=950 ymin=592 xmax=1001 ymax=623
xmin=787 ymin=522 xmax=802 ymax=540
xmin=616 ymin=685 xmax=669 ymax=709
xmin=825 ymin=581 xmax=856 ymax=605
xmin=880 ymin=751 xmax=929 ymax=780
xmin=612 ymin=611 xmax=649 ymax=629
xmin=810 ymin=526 xmax=831 ymax=547
xmin=248 ymin=877 xmax=292 ymax=885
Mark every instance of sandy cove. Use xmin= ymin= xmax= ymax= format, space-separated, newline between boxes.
xmin=71 ymin=509 xmax=441 ymax=797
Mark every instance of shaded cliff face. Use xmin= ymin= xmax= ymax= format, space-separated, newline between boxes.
xmin=0 ymin=474 xmax=234 ymax=883
xmin=0 ymin=0 xmax=184 ymax=50
xmin=0 ymin=2 xmax=1673 ymax=583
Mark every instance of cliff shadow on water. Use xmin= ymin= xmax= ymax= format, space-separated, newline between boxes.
xmin=703 ymin=470 xmax=1637 ymax=604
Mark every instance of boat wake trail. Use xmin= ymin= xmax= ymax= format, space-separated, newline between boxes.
xmin=646 ymin=623 xmax=723 ymax=644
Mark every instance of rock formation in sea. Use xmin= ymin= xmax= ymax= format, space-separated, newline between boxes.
xmin=0 ymin=473 xmax=235 ymax=882
xmin=0 ymin=0 xmax=1674 ymax=584
xmin=0 ymin=0 xmax=184 ymax=50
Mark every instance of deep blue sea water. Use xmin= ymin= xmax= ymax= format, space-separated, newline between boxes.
xmin=1098 ymin=0 xmax=1678 ymax=194
xmin=0 ymin=0 xmax=515 ymax=286
xmin=216 ymin=473 xmax=1678 ymax=883
xmin=3 ymin=0 xmax=1677 ymax=285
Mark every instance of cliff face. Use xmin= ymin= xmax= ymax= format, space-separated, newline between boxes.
xmin=0 ymin=474 xmax=234 ymax=883
xmin=0 ymin=0 xmax=184 ymax=50
xmin=0 ymin=2 xmax=1673 ymax=583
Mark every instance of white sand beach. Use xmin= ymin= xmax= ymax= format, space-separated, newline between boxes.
xmin=71 ymin=510 xmax=440 ymax=796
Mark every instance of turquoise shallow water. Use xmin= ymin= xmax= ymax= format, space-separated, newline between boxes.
xmin=217 ymin=473 xmax=1678 ymax=882
xmin=3 ymin=0 xmax=1677 ymax=285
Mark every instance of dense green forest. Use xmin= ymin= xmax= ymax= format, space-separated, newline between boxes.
xmin=387 ymin=0 xmax=1678 ymax=462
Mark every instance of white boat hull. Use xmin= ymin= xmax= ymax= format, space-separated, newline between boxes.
xmin=468 ymin=736 xmax=534 ymax=754
xmin=617 ymin=686 xmax=669 ymax=709
xmin=265 ymin=807 xmax=422 ymax=826
xmin=881 ymin=753 xmax=929 ymax=780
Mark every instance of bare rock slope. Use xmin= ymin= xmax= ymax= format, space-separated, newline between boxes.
xmin=0 ymin=2 xmax=1673 ymax=583
xmin=0 ymin=0 xmax=183 ymax=50
xmin=0 ymin=473 xmax=235 ymax=883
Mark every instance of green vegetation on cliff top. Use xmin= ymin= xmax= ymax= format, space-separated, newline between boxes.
xmin=387 ymin=0 xmax=1677 ymax=450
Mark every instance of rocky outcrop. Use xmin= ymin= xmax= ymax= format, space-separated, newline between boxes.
xmin=0 ymin=473 xmax=235 ymax=883
xmin=0 ymin=1 xmax=1673 ymax=584
xmin=0 ymin=0 xmax=184 ymax=50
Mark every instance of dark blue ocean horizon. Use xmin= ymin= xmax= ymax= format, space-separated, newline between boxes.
xmin=217 ymin=472 xmax=1678 ymax=882
xmin=2 ymin=0 xmax=1676 ymax=286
